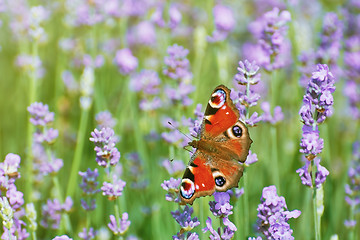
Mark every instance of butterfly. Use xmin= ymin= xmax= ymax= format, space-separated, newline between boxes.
xmin=180 ymin=85 xmax=252 ymax=205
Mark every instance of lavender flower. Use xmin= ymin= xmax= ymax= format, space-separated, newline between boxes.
xmin=344 ymin=142 xmax=360 ymax=228
xmin=297 ymin=64 xmax=334 ymax=187
xmin=16 ymin=54 xmax=45 ymax=78
xmin=129 ymin=70 xmax=162 ymax=111
xmin=232 ymin=60 xmax=262 ymax=121
xmin=207 ymin=4 xmax=235 ymax=42
xmin=64 ymin=0 xmax=103 ymax=27
xmin=127 ymin=21 xmax=156 ymax=47
xmin=256 ymin=185 xmax=301 ymax=239
xmin=101 ymin=174 xmax=126 ymax=200
xmin=316 ymin=13 xmax=343 ymax=77
xmin=96 ymin=111 xmax=117 ymax=129
xmin=90 ymin=128 xmax=121 ymax=167
xmin=163 ymin=44 xmax=192 ymax=81
xmin=161 ymin=177 xmax=181 ymax=203
xmin=152 ymin=4 xmax=182 ymax=29
xmin=296 ymin=157 xmax=329 ymax=188
xmin=172 ymin=205 xmax=200 ymax=230
xmin=114 ymin=48 xmax=138 ymax=75
xmin=244 ymin=150 xmax=259 ymax=166
xmin=343 ymin=35 xmax=360 ymax=119
xmin=79 ymin=168 xmax=100 ymax=195
xmin=260 ymin=102 xmax=284 ymax=124
xmin=41 ymin=197 xmax=73 ymax=229
xmin=203 ymin=192 xmax=237 ymax=239
xmin=78 ymin=227 xmax=97 ymax=240
xmin=33 ymin=128 xmax=59 ymax=144
xmin=82 ymin=54 xmax=104 ymax=69
xmin=0 ymin=153 xmax=21 ymax=181
xmin=164 ymin=82 xmax=195 ymax=106
xmin=27 ymin=102 xmax=55 ymax=126
xmin=129 ymin=70 xmax=161 ymax=95
xmin=299 ymin=126 xmax=324 ymax=158
xmin=248 ymin=8 xmax=291 ymax=70
xmin=209 ymin=192 xmax=233 ymax=217
xmin=62 ymin=70 xmax=79 ymax=93
xmin=32 ymin=144 xmax=63 ymax=176
xmin=6 ymin=185 xmax=24 ymax=209
xmin=108 ymin=213 xmax=131 ymax=236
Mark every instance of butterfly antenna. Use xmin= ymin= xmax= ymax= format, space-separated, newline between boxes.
xmin=167 ymin=121 xmax=193 ymax=142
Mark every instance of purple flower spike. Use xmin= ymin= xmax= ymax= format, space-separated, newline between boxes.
xmin=163 ymin=44 xmax=192 ymax=81
xmin=202 ymin=217 xmax=221 ymax=239
xmin=28 ymin=102 xmax=55 ymax=126
xmin=171 ymin=205 xmax=200 ymax=231
xmin=108 ymin=213 xmax=131 ymax=236
xmin=299 ymin=126 xmax=324 ymax=158
xmin=152 ymin=4 xmax=182 ymax=29
xmin=296 ymin=158 xmax=329 ymax=189
xmin=344 ymin=142 xmax=360 ymax=227
xmin=234 ymin=60 xmax=261 ymax=86
xmin=114 ymin=48 xmax=138 ymax=75
xmin=161 ymin=177 xmax=181 ymax=202
xmin=209 ymin=192 xmax=233 ymax=217
xmin=127 ymin=21 xmax=156 ymax=47
xmin=256 ymin=185 xmax=300 ymax=239
xmin=34 ymin=128 xmax=59 ymax=144
xmin=96 ymin=111 xmax=117 ymax=129
xmin=247 ymin=8 xmax=291 ymax=70
xmin=1 ymin=153 xmax=21 ymax=179
xmin=78 ymin=227 xmax=97 ymax=240
xmin=204 ymin=191 xmax=237 ymax=238
xmin=79 ymin=168 xmax=100 ymax=195
xmin=244 ymin=150 xmax=258 ymax=166
xmin=208 ymin=4 xmax=235 ymax=42
xmin=90 ymin=128 xmax=121 ymax=167
xmin=101 ymin=175 xmax=126 ymax=200
xmin=41 ymin=197 xmax=73 ymax=229
xmin=261 ymin=102 xmax=284 ymax=124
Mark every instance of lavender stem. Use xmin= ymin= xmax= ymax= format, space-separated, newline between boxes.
xmin=25 ymin=41 xmax=38 ymax=203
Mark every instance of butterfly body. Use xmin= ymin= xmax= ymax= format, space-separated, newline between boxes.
xmin=180 ymin=85 xmax=252 ymax=205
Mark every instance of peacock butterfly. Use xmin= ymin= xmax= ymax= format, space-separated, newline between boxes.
xmin=180 ymin=85 xmax=252 ymax=205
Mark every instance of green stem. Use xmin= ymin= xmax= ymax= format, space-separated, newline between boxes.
xmin=114 ymin=202 xmax=121 ymax=224
xmin=66 ymin=108 xmax=90 ymax=197
xmin=348 ymin=203 xmax=355 ymax=240
xmin=271 ymin=126 xmax=280 ymax=192
xmin=311 ymin=160 xmax=321 ymax=240
xmin=31 ymin=231 xmax=37 ymax=240
xmin=216 ymin=44 xmax=229 ymax=83
xmin=270 ymin=70 xmax=280 ymax=192
xmin=243 ymin=170 xmax=249 ymax=237
xmin=25 ymin=41 xmax=39 ymax=203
